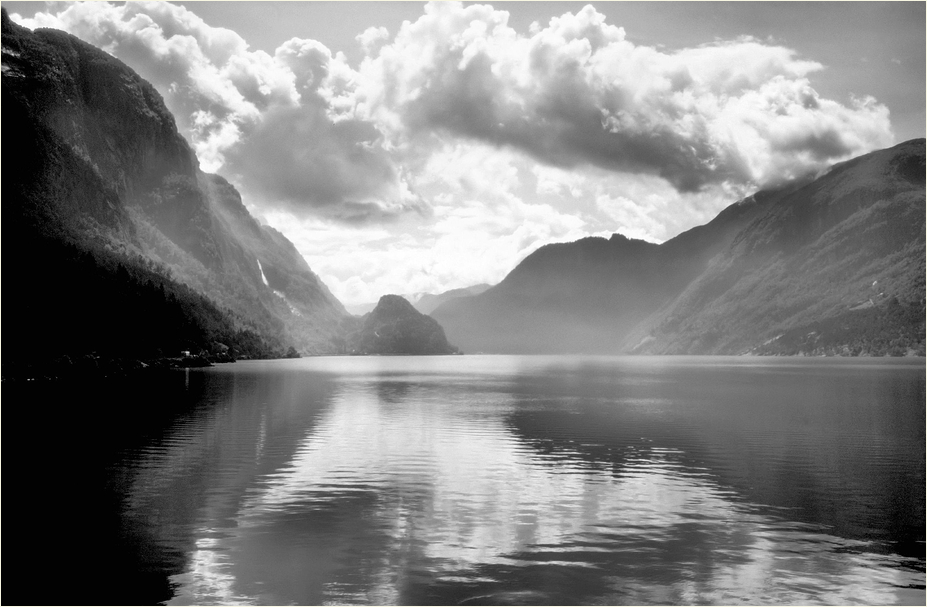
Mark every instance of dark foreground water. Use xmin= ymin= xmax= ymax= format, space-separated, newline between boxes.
xmin=6 ymin=356 xmax=925 ymax=605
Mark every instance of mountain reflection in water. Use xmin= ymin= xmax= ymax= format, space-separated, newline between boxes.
xmin=77 ymin=357 xmax=927 ymax=604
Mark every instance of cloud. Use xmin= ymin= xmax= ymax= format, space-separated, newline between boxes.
xmin=20 ymin=1 xmax=418 ymax=222
xmin=270 ymin=142 xmax=592 ymax=304
xmin=358 ymin=2 xmax=893 ymax=192
xmin=23 ymin=0 xmax=894 ymax=211
xmin=356 ymin=26 xmax=390 ymax=54
xmin=532 ymin=165 xmax=587 ymax=198
xmin=14 ymin=1 xmax=900 ymax=302
xmin=595 ymin=193 xmax=665 ymax=243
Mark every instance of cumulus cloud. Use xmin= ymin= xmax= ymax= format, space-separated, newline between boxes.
xmin=15 ymin=1 xmax=900 ymax=302
xmin=23 ymin=0 xmax=894 ymax=216
xmin=269 ymin=142 xmax=592 ymax=304
xmin=358 ymin=1 xmax=893 ymax=191
xmin=21 ymin=1 xmax=419 ymax=222
xmin=356 ymin=26 xmax=390 ymax=54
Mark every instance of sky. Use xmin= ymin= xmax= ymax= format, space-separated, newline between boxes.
xmin=7 ymin=1 xmax=925 ymax=306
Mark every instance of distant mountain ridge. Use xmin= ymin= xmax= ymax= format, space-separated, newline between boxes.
xmin=433 ymin=140 xmax=925 ymax=356
xmin=413 ymin=284 xmax=493 ymax=315
xmin=345 ymin=284 xmax=492 ymax=316
xmin=2 ymin=9 xmax=349 ymax=372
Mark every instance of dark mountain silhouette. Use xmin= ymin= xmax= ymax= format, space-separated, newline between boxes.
xmin=433 ymin=140 xmax=925 ymax=356
xmin=349 ymin=295 xmax=459 ymax=355
xmin=2 ymin=10 xmax=349 ymax=376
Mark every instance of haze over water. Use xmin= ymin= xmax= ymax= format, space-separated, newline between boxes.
xmin=28 ymin=356 xmax=927 ymax=605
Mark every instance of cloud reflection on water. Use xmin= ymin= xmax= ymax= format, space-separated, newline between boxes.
xmin=153 ymin=359 xmax=921 ymax=605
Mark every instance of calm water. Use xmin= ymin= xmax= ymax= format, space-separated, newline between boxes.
xmin=8 ymin=356 xmax=925 ymax=605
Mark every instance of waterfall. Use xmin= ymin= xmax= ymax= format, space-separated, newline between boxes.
xmin=257 ymin=259 xmax=270 ymax=287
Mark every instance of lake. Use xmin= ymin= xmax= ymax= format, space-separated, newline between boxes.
xmin=6 ymin=356 xmax=924 ymax=605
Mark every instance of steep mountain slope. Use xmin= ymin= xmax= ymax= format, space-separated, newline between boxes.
xmin=2 ymin=10 xmax=348 ymax=367
xmin=433 ymin=141 xmax=925 ymax=355
xmin=348 ymin=295 xmax=459 ymax=355
xmin=632 ymin=139 xmax=925 ymax=355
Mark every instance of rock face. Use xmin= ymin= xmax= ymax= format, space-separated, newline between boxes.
xmin=351 ymin=295 xmax=459 ymax=355
xmin=2 ymin=10 xmax=349 ymax=363
xmin=433 ymin=140 xmax=925 ymax=355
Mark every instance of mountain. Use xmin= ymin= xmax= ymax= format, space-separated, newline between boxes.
xmin=414 ymin=284 xmax=492 ymax=315
xmin=432 ymin=188 xmax=780 ymax=353
xmin=345 ymin=284 xmax=493 ymax=316
xmin=348 ymin=295 xmax=459 ymax=355
xmin=631 ymin=139 xmax=925 ymax=355
xmin=2 ymin=10 xmax=348 ymax=373
xmin=433 ymin=140 xmax=925 ymax=356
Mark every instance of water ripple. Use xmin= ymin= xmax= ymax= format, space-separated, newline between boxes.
xmin=101 ymin=356 xmax=926 ymax=605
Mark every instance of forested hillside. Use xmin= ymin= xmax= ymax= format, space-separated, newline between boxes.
xmin=2 ymin=9 xmax=349 ymax=378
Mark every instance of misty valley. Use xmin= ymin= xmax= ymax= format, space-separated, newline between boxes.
xmin=2 ymin=3 xmax=925 ymax=607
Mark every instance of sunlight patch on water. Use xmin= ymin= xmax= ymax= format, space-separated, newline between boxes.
xmin=169 ymin=532 xmax=254 ymax=606
xmin=121 ymin=357 xmax=924 ymax=605
xmin=179 ymin=378 xmax=918 ymax=605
